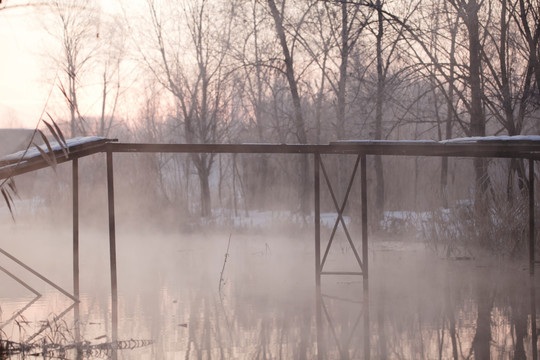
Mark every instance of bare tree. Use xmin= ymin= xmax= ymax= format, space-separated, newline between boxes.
xmin=267 ymin=0 xmax=311 ymax=214
xmin=365 ymin=0 xmax=415 ymax=219
xmin=378 ymin=0 xmax=491 ymax=207
xmin=518 ymin=0 xmax=540 ymax=93
xmin=481 ymin=0 xmax=540 ymax=199
xmin=267 ymin=0 xmax=308 ymax=145
xmin=46 ymin=0 xmax=101 ymax=137
xmin=440 ymin=3 xmax=459 ymax=208
xmin=232 ymin=0 xmax=274 ymax=208
xmin=374 ymin=0 xmax=386 ymax=220
xmin=95 ymin=16 xmax=125 ymax=137
xmin=142 ymin=0 xmax=233 ymax=217
xmin=455 ymin=0 xmax=489 ymax=207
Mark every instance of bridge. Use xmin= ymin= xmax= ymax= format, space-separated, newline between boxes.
xmin=0 ymin=136 xmax=539 ymax=359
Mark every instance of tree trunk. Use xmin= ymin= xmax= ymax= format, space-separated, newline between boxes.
xmin=519 ymin=0 xmax=540 ymax=94
xmin=100 ymin=70 xmax=108 ymax=137
xmin=198 ymin=165 xmax=211 ymax=218
xmin=336 ymin=1 xmax=349 ymax=141
xmin=337 ymin=2 xmax=350 ymax=202
xmin=194 ymin=154 xmax=212 ymax=218
xmin=441 ymin=15 xmax=458 ymax=209
xmin=374 ymin=0 xmax=385 ymax=222
xmin=465 ymin=0 xmax=488 ymax=209
xmin=267 ymin=0 xmax=310 ymax=215
xmin=511 ymin=290 xmax=527 ymax=360
xmin=447 ymin=309 xmax=459 ymax=360
xmin=314 ymin=53 xmax=327 ymax=145
xmin=471 ymin=283 xmax=493 ymax=359
xmin=267 ymin=0 xmax=307 ymax=145
xmin=68 ymin=63 xmax=80 ymax=137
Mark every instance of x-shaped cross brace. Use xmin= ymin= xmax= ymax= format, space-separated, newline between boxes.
xmin=319 ymin=154 xmax=364 ymax=274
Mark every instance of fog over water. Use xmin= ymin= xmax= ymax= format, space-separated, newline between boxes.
xmin=0 ymin=210 xmax=538 ymax=359
xmin=1 ymin=0 xmax=540 ymax=356
xmin=0 ymin=151 xmax=536 ymax=359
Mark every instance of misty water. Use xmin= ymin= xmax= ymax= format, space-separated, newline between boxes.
xmin=0 ymin=217 xmax=538 ymax=359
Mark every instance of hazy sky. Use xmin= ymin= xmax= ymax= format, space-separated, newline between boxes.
xmin=0 ymin=0 xmax=127 ymax=130
xmin=0 ymin=4 xmax=50 ymax=129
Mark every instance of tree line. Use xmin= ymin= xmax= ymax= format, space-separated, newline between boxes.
xmin=18 ymin=0 xmax=540 ymax=219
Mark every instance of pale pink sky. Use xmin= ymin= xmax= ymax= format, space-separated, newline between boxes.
xmin=0 ymin=0 xmax=132 ymax=130
xmin=0 ymin=5 xmax=51 ymax=129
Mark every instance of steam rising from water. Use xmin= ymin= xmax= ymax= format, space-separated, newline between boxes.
xmin=0 ymin=215 xmax=537 ymax=358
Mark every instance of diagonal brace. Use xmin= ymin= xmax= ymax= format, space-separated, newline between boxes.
xmin=319 ymin=155 xmax=363 ymax=272
xmin=0 ymin=247 xmax=77 ymax=302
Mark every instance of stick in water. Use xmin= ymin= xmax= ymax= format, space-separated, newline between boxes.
xmin=219 ymin=234 xmax=232 ymax=294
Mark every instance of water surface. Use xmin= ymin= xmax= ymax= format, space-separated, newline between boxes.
xmin=0 ymin=225 xmax=538 ymax=359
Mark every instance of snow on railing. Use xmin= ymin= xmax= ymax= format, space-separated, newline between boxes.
xmin=0 ymin=136 xmax=106 ymax=165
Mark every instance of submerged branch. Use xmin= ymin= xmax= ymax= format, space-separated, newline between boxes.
xmin=218 ymin=233 xmax=232 ymax=295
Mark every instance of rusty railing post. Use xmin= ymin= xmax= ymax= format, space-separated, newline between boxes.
xmin=530 ymin=158 xmax=536 ymax=276
xmin=106 ymin=150 xmax=118 ymax=347
xmin=361 ymin=154 xmax=370 ymax=360
xmin=529 ymin=158 xmax=537 ymax=360
xmin=72 ymin=158 xmax=80 ymax=344
xmin=314 ymin=153 xmax=323 ymax=359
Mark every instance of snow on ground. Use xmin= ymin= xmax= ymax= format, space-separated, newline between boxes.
xmin=204 ymin=208 xmax=432 ymax=238
xmin=204 ymin=209 xmax=351 ymax=230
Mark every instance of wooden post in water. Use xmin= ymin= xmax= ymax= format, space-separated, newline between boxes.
xmin=530 ymin=158 xmax=538 ymax=360
xmin=532 ymin=283 xmax=538 ymax=360
xmin=106 ymin=151 xmax=119 ymax=346
xmin=314 ymin=153 xmax=323 ymax=360
xmin=361 ymin=154 xmax=370 ymax=360
xmin=530 ymin=158 xmax=535 ymax=276
xmin=72 ymin=158 xmax=80 ymax=344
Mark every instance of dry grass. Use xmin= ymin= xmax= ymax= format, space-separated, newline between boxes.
xmin=422 ymin=196 xmax=533 ymax=259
